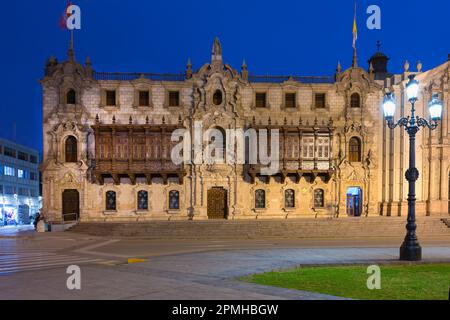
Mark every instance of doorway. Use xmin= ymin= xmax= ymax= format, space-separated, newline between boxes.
xmin=346 ymin=187 xmax=362 ymax=217
xmin=62 ymin=189 xmax=80 ymax=222
xmin=207 ymin=187 xmax=228 ymax=219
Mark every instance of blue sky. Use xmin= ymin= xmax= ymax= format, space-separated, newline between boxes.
xmin=0 ymin=0 xmax=449 ymax=153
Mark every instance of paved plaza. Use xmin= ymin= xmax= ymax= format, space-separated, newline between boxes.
xmin=0 ymin=228 xmax=450 ymax=300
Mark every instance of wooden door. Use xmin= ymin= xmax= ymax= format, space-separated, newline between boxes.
xmin=207 ymin=187 xmax=227 ymax=219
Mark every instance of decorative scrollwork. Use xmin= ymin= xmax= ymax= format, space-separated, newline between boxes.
xmin=416 ymin=117 xmax=438 ymax=130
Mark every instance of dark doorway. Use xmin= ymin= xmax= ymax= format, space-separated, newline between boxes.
xmin=62 ymin=189 xmax=80 ymax=222
xmin=207 ymin=187 xmax=228 ymax=219
xmin=346 ymin=187 xmax=362 ymax=217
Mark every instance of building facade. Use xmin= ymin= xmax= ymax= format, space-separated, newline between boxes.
xmin=40 ymin=39 xmax=450 ymax=223
xmin=0 ymin=138 xmax=41 ymax=225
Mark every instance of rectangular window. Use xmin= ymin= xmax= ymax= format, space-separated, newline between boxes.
xmin=315 ymin=93 xmax=326 ymax=108
xmin=30 ymin=155 xmax=38 ymax=164
xmin=4 ymin=186 xmax=15 ymax=195
xmin=30 ymin=189 xmax=38 ymax=197
xmin=302 ymin=137 xmax=315 ymax=159
xmin=168 ymin=91 xmax=180 ymax=107
xmin=285 ymin=93 xmax=296 ymax=108
xmin=316 ymin=137 xmax=330 ymax=159
xmin=17 ymin=169 xmax=27 ymax=179
xmin=139 ymin=90 xmax=150 ymax=106
xmin=4 ymin=166 xmax=14 ymax=176
xmin=18 ymin=151 xmax=29 ymax=161
xmin=255 ymin=93 xmax=267 ymax=108
xmin=18 ymin=187 xmax=29 ymax=196
xmin=30 ymin=172 xmax=38 ymax=181
xmin=106 ymin=90 xmax=116 ymax=106
xmin=4 ymin=147 xmax=16 ymax=158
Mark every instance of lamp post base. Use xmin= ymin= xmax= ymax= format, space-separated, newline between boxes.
xmin=399 ymin=242 xmax=422 ymax=261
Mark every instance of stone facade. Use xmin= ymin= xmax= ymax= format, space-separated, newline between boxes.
xmin=39 ymin=40 xmax=450 ymax=222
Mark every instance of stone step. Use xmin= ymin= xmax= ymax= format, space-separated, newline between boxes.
xmin=69 ymin=217 xmax=450 ymax=239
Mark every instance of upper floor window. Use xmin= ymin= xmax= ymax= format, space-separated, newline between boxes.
xmin=18 ymin=151 xmax=29 ymax=161
xmin=65 ymin=136 xmax=78 ymax=163
xmin=213 ymin=90 xmax=223 ymax=105
xmin=315 ymin=93 xmax=326 ymax=108
xmin=316 ymin=137 xmax=330 ymax=159
xmin=351 ymin=93 xmax=361 ymax=108
xmin=17 ymin=169 xmax=27 ymax=179
xmin=285 ymin=189 xmax=295 ymax=208
xmin=106 ymin=191 xmax=116 ymax=211
xmin=4 ymin=166 xmax=14 ymax=177
xmin=255 ymin=189 xmax=266 ymax=209
xmin=66 ymin=89 xmax=76 ymax=104
xmin=30 ymin=172 xmax=38 ymax=181
xmin=169 ymin=190 xmax=180 ymax=210
xmin=106 ymin=90 xmax=116 ymax=106
xmin=302 ymin=136 xmax=315 ymax=159
xmin=285 ymin=93 xmax=296 ymax=108
xmin=137 ymin=190 xmax=148 ymax=210
xmin=30 ymin=155 xmax=38 ymax=164
xmin=169 ymin=91 xmax=180 ymax=107
xmin=255 ymin=92 xmax=267 ymax=108
xmin=4 ymin=147 xmax=16 ymax=158
xmin=314 ymin=189 xmax=325 ymax=208
xmin=349 ymin=137 xmax=362 ymax=162
xmin=139 ymin=90 xmax=150 ymax=106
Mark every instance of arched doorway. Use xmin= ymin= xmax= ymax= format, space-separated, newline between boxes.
xmin=62 ymin=189 xmax=80 ymax=222
xmin=346 ymin=187 xmax=362 ymax=217
xmin=207 ymin=187 xmax=228 ymax=219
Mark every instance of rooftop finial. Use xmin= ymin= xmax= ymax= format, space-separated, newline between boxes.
xmin=376 ymin=40 xmax=381 ymax=52
xmin=211 ymin=37 xmax=222 ymax=63
xmin=186 ymin=58 xmax=193 ymax=79
xmin=352 ymin=1 xmax=358 ymax=68
xmin=241 ymin=59 xmax=248 ymax=81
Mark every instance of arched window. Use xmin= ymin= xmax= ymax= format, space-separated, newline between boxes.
xmin=65 ymin=136 xmax=78 ymax=163
xmin=213 ymin=90 xmax=223 ymax=105
xmin=314 ymin=189 xmax=324 ymax=208
xmin=137 ymin=190 xmax=148 ymax=210
xmin=66 ymin=89 xmax=76 ymax=104
xmin=349 ymin=137 xmax=362 ymax=162
xmin=106 ymin=191 xmax=116 ymax=211
xmin=285 ymin=189 xmax=295 ymax=208
xmin=350 ymin=93 xmax=361 ymax=108
xmin=169 ymin=190 xmax=180 ymax=210
xmin=255 ymin=189 xmax=266 ymax=209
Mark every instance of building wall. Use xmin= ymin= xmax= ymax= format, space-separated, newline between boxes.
xmin=0 ymin=138 xmax=41 ymax=225
xmin=39 ymin=46 xmax=450 ymax=222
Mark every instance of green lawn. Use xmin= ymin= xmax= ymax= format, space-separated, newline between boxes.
xmin=241 ymin=264 xmax=450 ymax=300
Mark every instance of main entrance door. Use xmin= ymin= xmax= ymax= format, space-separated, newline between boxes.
xmin=346 ymin=187 xmax=362 ymax=216
xmin=207 ymin=187 xmax=228 ymax=219
xmin=62 ymin=189 xmax=80 ymax=222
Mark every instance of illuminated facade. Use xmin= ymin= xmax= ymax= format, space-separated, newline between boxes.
xmin=0 ymin=138 xmax=41 ymax=225
xmin=40 ymin=39 xmax=450 ymax=222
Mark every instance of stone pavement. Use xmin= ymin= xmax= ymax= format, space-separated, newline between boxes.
xmin=1 ymin=232 xmax=450 ymax=300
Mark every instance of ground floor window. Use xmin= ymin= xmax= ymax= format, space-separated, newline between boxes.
xmin=255 ymin=189 xmax=266 ymax=209
xmin=137 ymin=190 xmax=148 ymax=210
xmin=106 ymin=191 xmax=116 ymax=210
xmin=285 ymin=189 xmax=295 ymax=208
xmin=169 ymin=190 xmax=180 ymax=210
xmin=314 ymin=189 xmax=324 ymax=208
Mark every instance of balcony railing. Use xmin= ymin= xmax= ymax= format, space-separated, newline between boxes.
xmin=94 ymin=72 xmax=186 ymax=82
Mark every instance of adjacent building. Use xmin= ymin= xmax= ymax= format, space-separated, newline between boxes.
xmin=40 ymin=38 xmax=450 ymax=223
xmin=0 ymin=138 xmax=41 ymax=225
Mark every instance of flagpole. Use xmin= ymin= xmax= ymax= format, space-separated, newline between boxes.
xmin=352 ymin=0 xmax=358 ymax=67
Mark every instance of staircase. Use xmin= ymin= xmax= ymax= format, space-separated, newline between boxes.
xmin=69 ymin=216 xmax=450 ymax=239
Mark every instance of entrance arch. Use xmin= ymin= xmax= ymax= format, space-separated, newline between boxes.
xmin=346 ymin=187 xmax=362 ymax=217
xmin=62 ymin=189 xmax=80 ymax=222
xmin=207 ymin=187 xmax=228 ymax=219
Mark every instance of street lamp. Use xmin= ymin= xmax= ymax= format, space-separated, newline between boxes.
xmin=382 ymin=74 xmax=443 ymax=261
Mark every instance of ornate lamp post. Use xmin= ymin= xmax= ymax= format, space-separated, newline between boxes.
xmin=382 ymin=74 xmax=443 ymax=261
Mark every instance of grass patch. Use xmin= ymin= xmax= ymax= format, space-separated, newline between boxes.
xmin=241 ymin=264 xmax=450 ymax=300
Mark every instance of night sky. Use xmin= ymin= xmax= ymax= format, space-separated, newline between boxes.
xmin=0 ymin=0 xmax=449 ymax=154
